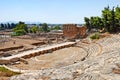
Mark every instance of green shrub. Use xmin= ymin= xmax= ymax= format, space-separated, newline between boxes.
xmin=12 ymin=29 xmax=26 ymax=36
xmin=0 ymin=66 xmax=9 ymax=72
xmin=90 ymin=33 xmax=100 ymax=39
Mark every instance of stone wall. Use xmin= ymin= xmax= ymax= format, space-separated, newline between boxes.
xmin=31 ymin=41 xmax=45 ymax=46
xmin=0 ymin=45 xmax=23 ymax=52
xmin=63 ymin=24 xmax=78 ymax=39
xmin=79 ymin=27 xmax=87 ymax=38
xmin=0 ymin=57 xmax=20 ymax=65
xmin=63 ymin=24 xmax=87 ymax=39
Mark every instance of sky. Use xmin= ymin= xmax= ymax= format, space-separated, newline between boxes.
xmin=0 ymin=0 xmax=120 ymax=24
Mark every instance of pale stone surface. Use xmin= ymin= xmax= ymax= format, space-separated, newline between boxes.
xmin=10 ymin=35 xmax=120 ymax=80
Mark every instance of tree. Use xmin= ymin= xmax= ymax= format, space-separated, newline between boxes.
xmin=102 ymin=6 xmax=111 ymax=32
xmin=31 ymin=26 xmax=39 ymax=33
xmin=7 ymin=23 xmax=11 ymax=29
xmin=14 ymin=29 xmax=26 ymax=36
xmin=92 ymin=16 xmax=103 ymax=30
xmin=53 ymin=26 xmax=61 ymax=30
xmin=90 ymin=17 xmax=95 ymax=28
xmin=4 ymin=24 xmax=8 ymax=29
xmin=115 ymin=6 xmax=120 ymax=31
xmin=13 ymin=21 xmax=28 ymax=36
xmin=0 ymin=26 xmax=2 ymax=30
xmin=111 ymin=7 xmax=116 ymax=32
xmin=102 ymin=6 xmax=119 ymax=33
xmin=42 ymin=23 xmax=49 ymax=32
xmin=14 ymin=21 xmax=28 ymax=32
xmin=11 ymin=23 xmax=16 ymax=29
xmin=84 ymin=17 xmax=91 ymax=32
xmin=0 ymin=23 xmax=4 ymax=30
xmin=99 ymin=18 xmax=104 ymax=30
xmin=84 ymin=6 xmax=120 ymax=33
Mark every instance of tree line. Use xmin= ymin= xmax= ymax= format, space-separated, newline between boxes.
xmin=12 ymin=22 xmax=61 ymax=36
xmin=84 ymin=6 xmax=120 ymax=33
xmin=0 ymin=23 xmax=16 ymax=30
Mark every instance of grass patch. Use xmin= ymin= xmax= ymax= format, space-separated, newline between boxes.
xmin=90 ymin=33 xmax=100 ymax=40
xmin=0 ymin=66 xmax=21 ymax=77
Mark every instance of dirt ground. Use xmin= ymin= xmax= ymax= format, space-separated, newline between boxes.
xmin=0 ymin=37 xmax=49 ymax=55
xmin=9 ymin=47 xmax=87 ymax=70
xmin=0 ymin=77 xmax=10 ymax=80
xmin=0 ymin=35 xmax=62 ymax=52
xmin=0 ymin=37 xmax=44 ymax=48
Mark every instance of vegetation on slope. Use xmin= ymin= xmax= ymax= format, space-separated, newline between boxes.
xmin=84 ymin=6 xmax=120 ymax=33
xmin=0 ymin=66 xmax=21 ymax=77
xmin=90 ymin=33 xmax=100 ymax=40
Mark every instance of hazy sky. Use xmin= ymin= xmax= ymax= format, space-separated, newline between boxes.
xmin=0 ymin=0 xmax=120 ymax=24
